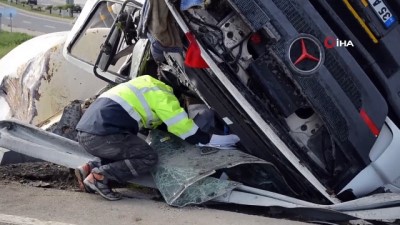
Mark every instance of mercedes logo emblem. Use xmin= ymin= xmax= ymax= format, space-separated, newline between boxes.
xmin=288 ymin=34 xmax=324 ymax=75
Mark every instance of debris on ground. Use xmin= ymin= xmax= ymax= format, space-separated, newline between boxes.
xmin=0 ymin=161 xmax=162 ymax=201
xmin=0 ymin=162 xmax=78 ymax=191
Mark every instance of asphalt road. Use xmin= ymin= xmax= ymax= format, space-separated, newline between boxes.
xmin=0 ymin=183 xmax=310 ymax=225
xmin=0 ymin=4 xmax=73 ymax=34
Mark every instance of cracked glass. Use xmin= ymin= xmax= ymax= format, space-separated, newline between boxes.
xmin=147 ymin=130 xmax=266 ymax=207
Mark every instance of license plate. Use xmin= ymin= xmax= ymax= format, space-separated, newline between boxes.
xmin=368 ymin=0 xmax=396 ymax=28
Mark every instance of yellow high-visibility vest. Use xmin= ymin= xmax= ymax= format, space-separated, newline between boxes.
xmin=99 ymin=75 xmax=199 ymax=139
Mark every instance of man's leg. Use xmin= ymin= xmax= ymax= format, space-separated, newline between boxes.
xmin=89 ymin=133 xmax=158 ymax=182
xmin=76 ymin=132 xmax=103 ymax=193
xmin=77 ymin=132 xmax=158 ymax=200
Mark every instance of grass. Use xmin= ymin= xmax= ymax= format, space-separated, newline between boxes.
xmin=0 ymin=31 xmax=33 ymax=58
xmin=0 ymin=0 xmax=74 ymax=20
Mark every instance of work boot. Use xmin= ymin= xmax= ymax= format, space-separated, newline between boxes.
xmin=74 ymin=163 xmax=93 ymax=193
xmin=83 ymin=172 xmax=122 ymax=201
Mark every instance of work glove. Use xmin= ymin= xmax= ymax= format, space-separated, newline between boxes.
xmin=198 ymin=134 xmax=240 ymax=149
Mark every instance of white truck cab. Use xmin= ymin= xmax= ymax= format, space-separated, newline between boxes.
xmin=1 ymin=0 xmax=400 ymax=222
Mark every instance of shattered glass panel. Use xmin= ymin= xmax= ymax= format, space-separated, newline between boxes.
xmin=147 ymin=129 xmax=266 ymax=206
xmin=171 ymin=177 xmax=240 ymax=207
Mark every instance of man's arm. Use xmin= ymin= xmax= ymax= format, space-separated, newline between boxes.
xmin=153 ymin=91 xmax=239 ymax=147
xmin=152 ymin=91 xmax=211 ymax=144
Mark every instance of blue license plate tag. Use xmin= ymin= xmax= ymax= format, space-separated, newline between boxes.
xmin=368 ymin=0 xmax=396 ymax=28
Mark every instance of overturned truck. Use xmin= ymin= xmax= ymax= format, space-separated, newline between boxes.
xmin=1 ymin=0 xmax=400 ymax=222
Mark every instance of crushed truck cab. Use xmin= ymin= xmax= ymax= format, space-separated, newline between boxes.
xmin=1 ymin=0 xmax=400 ymax=222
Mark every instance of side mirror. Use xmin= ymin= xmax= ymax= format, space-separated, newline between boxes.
xmin=95 ymin=25 xmax=122 ymax=72
xmin=93 ymin=0 xmax=138 ymax=84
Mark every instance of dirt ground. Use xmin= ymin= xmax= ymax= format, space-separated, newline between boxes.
xmin=0 ymin=162 xmax=78 ymax=191
xmin=0 ymin=161 xmax=161 ymax=199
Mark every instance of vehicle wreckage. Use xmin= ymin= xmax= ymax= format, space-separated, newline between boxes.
xmin=1 ymin=0 xmax=400 ymax=222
